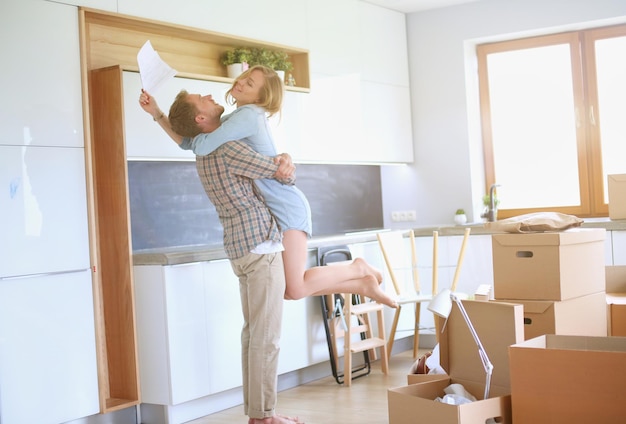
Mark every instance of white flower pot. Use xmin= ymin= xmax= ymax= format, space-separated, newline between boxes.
xmin=227 ymin=63 xmax=246 ymax=79
xmin=454 ymin=214 xmax=467 ymax=225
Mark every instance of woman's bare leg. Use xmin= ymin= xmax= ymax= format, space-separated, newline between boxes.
xmin=281 ymin=230 xmax=397 ymax=308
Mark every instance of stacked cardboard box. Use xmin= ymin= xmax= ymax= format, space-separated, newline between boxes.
xmin=491 ymin=228 xmax=607 ymax=339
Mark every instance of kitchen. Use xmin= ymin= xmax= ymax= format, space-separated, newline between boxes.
xmin=2 ymin=0 xmax=626 ymax=423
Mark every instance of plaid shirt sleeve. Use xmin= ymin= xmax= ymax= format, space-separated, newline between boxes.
xmin=221 ymin=140 xmax=281 ymax=179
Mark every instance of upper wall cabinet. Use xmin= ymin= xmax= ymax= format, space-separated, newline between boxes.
xmin=1 ymin=1 xmax=84 ymax=148
xmin=79 ymin=7 xmax=310 ymax=92
xmin=357 ymin=2 xmax=414 ymax=163
xmin=118 ymin=0 xmax=308 ymax=49
xmin=306 ymin=0 xmax=360 ymax=76
xmin=358 ymin=2 xmax=410 ymax=86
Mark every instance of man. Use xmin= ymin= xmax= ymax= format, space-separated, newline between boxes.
xmin=139 ymin=90 xmax=303 ymax=424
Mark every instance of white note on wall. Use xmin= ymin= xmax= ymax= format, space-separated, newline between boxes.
xmin=137 ymin=40 xmax=177 ymax=94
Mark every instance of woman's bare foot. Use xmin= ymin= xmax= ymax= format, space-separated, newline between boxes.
xmin=361 ymin=275 xmax=398 ymax=308
xmin=352 ymin=257 xmax=383 ymax=283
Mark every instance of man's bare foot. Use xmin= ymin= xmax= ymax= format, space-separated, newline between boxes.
xmin=249 ymin=413 xmax=304 ymax=424
xmin=362 ymin=275 xmax=398 ymax=308
xmin=353 ymin=257 xmax=383 ymax=283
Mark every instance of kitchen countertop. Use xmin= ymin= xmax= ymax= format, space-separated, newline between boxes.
xmin=132 ymin=217 xmax=626 ymax=266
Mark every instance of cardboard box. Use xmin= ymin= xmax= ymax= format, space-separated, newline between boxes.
xmin=606 ymin=292 xmax=626 ymax=336
xmin=492 ymin=228 xmax=605 ymax=301
xmin=498 ymin=291 xmax=607 ymax=340
xmin=608 ymin=174 xmax=626 ymax=220
xmin=390 ymin=300 xmax=524 ymax=424
xmin=509 ymin=334 xmax=626 ymax=422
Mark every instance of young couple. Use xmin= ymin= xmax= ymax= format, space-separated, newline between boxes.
xmin=139 ymin=65 xmax=396 ymax=424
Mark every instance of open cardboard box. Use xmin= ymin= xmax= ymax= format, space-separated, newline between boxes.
xmin=509 ymin=334 xmax=626 ymax=422
xmin=492 ymin=228 xmax=605 ymax=301
xmin=389 ymin=300 xmax=524 ymax=424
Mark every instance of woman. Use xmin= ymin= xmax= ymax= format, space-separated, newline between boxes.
xmin=140 ymin=65 xmax=397 ymax=308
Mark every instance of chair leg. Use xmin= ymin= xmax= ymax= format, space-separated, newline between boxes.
xmin=344 ymin=294 xmax=352 ymax=387
xmin=387 ymin=306 xmax=402 ymax=357
xmin=376 ymin=308 xmax=389 ymax=374
xmin=413 ymin=303 xmax=421 ymax=358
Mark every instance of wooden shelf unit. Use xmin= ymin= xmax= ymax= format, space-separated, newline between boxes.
xmin=87 ymin=65 xmax=141 ymax=413
xmin=80 ymin=7 xmax=310 ymax=92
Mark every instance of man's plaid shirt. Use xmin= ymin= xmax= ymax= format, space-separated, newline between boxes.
xmin=195 ymin=140 xmax=286 ymax=259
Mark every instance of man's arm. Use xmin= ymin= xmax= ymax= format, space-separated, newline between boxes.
xmin=223 ymin=141 xmax=295 ymax=185
xmin=139 ymin=90 xmax=184 ymax=145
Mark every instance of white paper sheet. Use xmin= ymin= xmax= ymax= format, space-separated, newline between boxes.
xmin=137 ymin=40 xmax=177 ymax=94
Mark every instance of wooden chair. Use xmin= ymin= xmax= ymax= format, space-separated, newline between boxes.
xmin=377 ymin=228 xmax=471 ymax=357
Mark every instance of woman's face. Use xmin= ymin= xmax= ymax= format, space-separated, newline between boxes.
xmin=231 ymin=69 xmax=265 ymax=106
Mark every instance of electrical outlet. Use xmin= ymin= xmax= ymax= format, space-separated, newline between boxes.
xmin=391 ymin=210 xmax=417 ymax=222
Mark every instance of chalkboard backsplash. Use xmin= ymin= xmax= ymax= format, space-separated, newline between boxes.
xmin=128 ymin=161 xmax=383 ymax=251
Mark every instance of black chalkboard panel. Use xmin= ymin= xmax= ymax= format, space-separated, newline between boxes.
xmin=128 ymin=161 xmax=383 ymax=250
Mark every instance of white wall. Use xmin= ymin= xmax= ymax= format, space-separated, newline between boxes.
xmin=381 ymin=0 xmax=626 ymax=229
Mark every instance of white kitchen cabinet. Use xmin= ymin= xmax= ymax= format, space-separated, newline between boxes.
xmin=123 ymin=72 xmax=234 ymax=160
xmin=119 ymin=0 xmax=308 ymax=49
xmin=200 ymin=260 xmax=244 ymax=392
xmin=44 ymin=0 xmax=116 ymax=10
xmin=356 ymin=1 xmax=414 ymax=163
xmin=358 ymin=2 xmax=410 ymax=86
xmin=134 ymin=260 xmax=243 ymax=406
xmin=306 ymin=0 xmax=360 ymax=76
xmin=612 ymin=231 xmax=626 ymax=265
xmin=0 ymin=270 xmax=99 ymax=424
xmin=0 ymin=146 xmax=89 ymax=278
xmin=1 ymin=0 xmax=83 ymax=148
xmin=358 ymin=80 xmax=414 ymax=163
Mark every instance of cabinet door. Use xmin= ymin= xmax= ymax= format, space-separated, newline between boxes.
xmin=164 ymin=263 xmax=212 ymax=404
xmin=202 ymin=260 xmax=244 ymax=393
xmin=123 ymin=72 xmax=235 ymax=160
xmin=1 ymin=1 xmax=83 ymax=148
xmin=0 ymin=270 xmax=99 ymax=424
xmin=358 ymin=81 xmax=414 ymax=163
xmin=0 ymin=146 xmax=89 ymax=278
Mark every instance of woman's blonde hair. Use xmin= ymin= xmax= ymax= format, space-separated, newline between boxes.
xmin=226 ymin=65 xmax=284 ymax=117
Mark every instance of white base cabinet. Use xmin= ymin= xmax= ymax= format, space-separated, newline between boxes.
xmin=134 ymin=260 xmax=243 ymax=407
xmin=0 ymin=270 xmax=99 ymax=424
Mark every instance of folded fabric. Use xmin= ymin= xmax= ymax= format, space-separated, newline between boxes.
xmin=484 ymin=212 xmax=583 ymax=233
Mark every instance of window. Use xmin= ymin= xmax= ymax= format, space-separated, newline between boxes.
xmin=477 ymin=24 xmax=626 ymax=219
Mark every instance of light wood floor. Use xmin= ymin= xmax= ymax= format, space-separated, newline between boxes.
xmin=187 ymin=349 xmax=424 ymax=424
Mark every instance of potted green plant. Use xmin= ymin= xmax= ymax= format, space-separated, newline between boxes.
xmin=221 ymin=47 xmax=252 ymax=78
xmin=454 ymin=208 xmax=467 ymax=225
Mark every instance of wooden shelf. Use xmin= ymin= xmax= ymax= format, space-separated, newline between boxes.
xmin=80 ymin=7 xmax=310 ymax=91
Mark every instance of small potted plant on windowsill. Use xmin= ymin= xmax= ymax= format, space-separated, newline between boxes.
xmin=221 ymin=47 xmax=252 ymax=78
xmin=454 ymin=209 xmax=467 ymax=225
